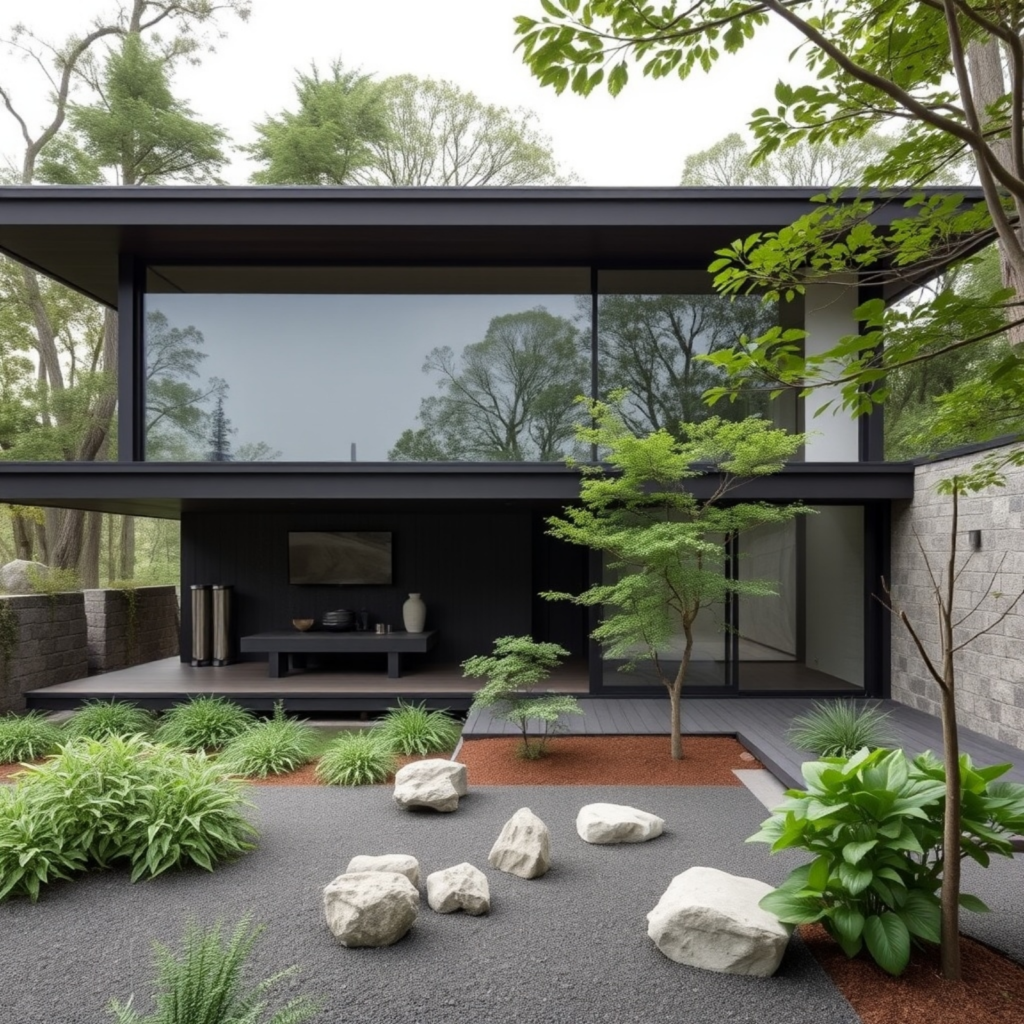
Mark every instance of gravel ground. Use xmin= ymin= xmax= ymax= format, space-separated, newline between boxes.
xmin=0 ymin=782 xmax=1019 ymax=1024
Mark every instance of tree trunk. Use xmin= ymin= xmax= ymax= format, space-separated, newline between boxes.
xmin=967 ymin=38 xmax=1024 ymax=345
xmin=106 ymin=514 xmax=116 ymax=582
xmin=79 ymin=513 xmax=102 ymax=589
xmin=12 ymin=517 xmax=33 ymax=561
xmin=668 ymin=680 xmax=683 ymax=760
xmin=33 ymin=519 xmax=50 ymax=565
xmin=939 ymin=680 xmax=962 ymax=980
xmin=50 ymin=510 xmax=85 ymax=571
xmin=118 ymin=516 xmax=136 ymax=580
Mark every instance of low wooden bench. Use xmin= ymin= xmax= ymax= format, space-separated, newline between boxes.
xmin=239 ymin=630 xmax=438 ymax=679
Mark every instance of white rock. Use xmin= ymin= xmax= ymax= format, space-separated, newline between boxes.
xmin=488 ymin=807 xmax=551 ymax=879
xmin=323 ymin=871 xmax=420 ymax=948
xmin=393 ymin=758 xmax=468 ymax=813
xmin=576 ymin=803 xmax=665 ymax=844
xmin=646 ymin=866 xmax=792 ymax=977
xmin=0 ymin=560 xmax=50 ymax=595
xmin=426 ymin=862 xmax=490 ymax=915
xmin=345 ymin=854 xmax=421 ymax=888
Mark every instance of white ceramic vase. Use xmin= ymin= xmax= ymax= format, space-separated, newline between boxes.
xmin=402 ymin=593 xmax=426 ymax=633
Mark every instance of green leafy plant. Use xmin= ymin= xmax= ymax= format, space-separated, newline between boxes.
xmin=374 ymin=700 xmax=462 ymax=756
xmin=0 ymin=600 xmax=19 ymax=684
xmin=0 ymin=734 xmax=257 ymax=901
xmin=108 ymin=915 xmax=319 ymax=1024
xmin=218 ymin=704 xmax=316 ymax=779
xmin=748 ymin=746 xmax=1024 ymax=976
xmin=0 ymin=711 xmax=63 ymax=763
xmin=463 ymin=635 xmax=582 ymax=759
xmin=26 ymin=565 xmax=82 ymax=621
xmin=315 ymin=731 xmax=396 ymax=786
xmin=156 ymin=696 xmax=255 ymax=752
xmin=787 ymin=701 xmax=896 ymax=759
xmin=64 ymin=698 xmax=156 ymax=741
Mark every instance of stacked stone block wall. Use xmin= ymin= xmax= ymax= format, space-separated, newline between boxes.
xmin=84 ymin=585 xmax=180 ymax=674
xmin=0 ymin=593 xmax=88 ymax=714
xmin=890 ymin=447 xmax=1024 ymax=751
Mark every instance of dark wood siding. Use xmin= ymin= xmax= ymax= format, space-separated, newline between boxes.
xmin=181 ymin=509 xmax=586 ymax=668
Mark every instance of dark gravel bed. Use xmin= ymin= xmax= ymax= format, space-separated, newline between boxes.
xmin=0 ymin=782 xmax=1016 ymax=1024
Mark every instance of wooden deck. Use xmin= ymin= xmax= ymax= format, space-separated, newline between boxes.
xmin=464 ymin=697 xmax=1024 ymax=789
xmin=24 ymin=657 xmax=589 ymax=714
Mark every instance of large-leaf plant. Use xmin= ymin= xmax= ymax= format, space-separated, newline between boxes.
xmin=748 ymin=747 xmax=1024 ymax=976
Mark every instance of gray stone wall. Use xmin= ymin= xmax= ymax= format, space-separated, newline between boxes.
xmin=890 ymin=446 xmax=1024 ymax=751
xmin=0 ymin=593 xmax=88 ymax=714
xmin=84 ymin=585 xmax=180 ymax=674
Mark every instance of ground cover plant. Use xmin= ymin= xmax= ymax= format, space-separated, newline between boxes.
xmin=63 ymin=698 xmax=156 ymax=741
xmin=464 ymin=635 xmax=581 ymax=759
xmin=0 ymin=710 xmax=62 ymax=763
xmin=315 ymin=731 xmax=396 ymax=786
xmin=787 ymin=701 xmax=896 ymax=759
xmin=108 ymin=915 xmax=319 ymax=1024
xmin=749 ymin=746 xmax=1024 ymax=976
xmin=217 ymin=704 xmax=316 ymax=779
xmin=374 ymin=700 xmax=461 ymax=756
xmin=156 ymin=696 xmax=255 ymax=752
xmin=0 ymin=734 xmax=257 ymax=901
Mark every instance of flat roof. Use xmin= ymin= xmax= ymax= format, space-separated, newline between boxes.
xmin=0 ymin=460 xmax=916 ymax=519
xmin=0 ymin=185 xmax=987 ymax=308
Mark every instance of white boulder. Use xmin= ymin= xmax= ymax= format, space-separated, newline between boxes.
xmin=576 ymin=803 xmax=665 ymax=844
xmin=345 ymin=854 xmax=421 ymax=888
xmin=323 ymin=871 xmax=420 ymax=947
xmin=488 ymin=807 xmax=551 ymax=879
xmin=393 ymin=758 xmax=468 ymax=813
xmin=0 ymin=559 xmax=49 ymax=595
xmin=646 ymin=866 xmax=792 ymax=977
xmin=426 ymin=862 xmax=490 ymax=915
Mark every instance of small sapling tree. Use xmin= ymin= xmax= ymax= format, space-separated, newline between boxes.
xmin=879 ymin=454 xmax=1024 ymax=980
xmin=545 ymin=398 xmax=808 ymax=760
xmin=463 ymin=635 xmax=582 ymax=758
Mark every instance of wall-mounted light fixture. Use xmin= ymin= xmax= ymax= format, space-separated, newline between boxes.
xmin=968 ymin=529 xmax=982 ymax=551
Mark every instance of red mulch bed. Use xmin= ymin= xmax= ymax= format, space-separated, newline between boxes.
xmin=0 ymin=757 xmax=45 ymax=782
xmin=456 ymin=734 xmax=760 ymax=785
xmin=800 ymin=923 xmax=1024 ymax=1024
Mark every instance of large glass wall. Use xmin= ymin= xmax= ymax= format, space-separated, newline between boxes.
xmin=599 ymin=506 xmax=865 ymax=693
xmin=142 ymin=265 xmax=790 ymax=462
xmin=143 ymin=267 xmax=590 ymax=462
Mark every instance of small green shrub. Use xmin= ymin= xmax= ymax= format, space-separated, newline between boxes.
xmin=787 ymin=700 xmax=896 ymax=758
xmin=64 ymin=699 xmax=155 ymax=741
xmin=463 ymin=635 xmax=582 ymax=758
xmin=156 ymin=696 xmax=255 ymax=751
xmin=315 ymin=732 xmax=396 ymax=786
xmin=218 ymin=707 xmax=316 ymax=779
xmin=0 ymin=711 xmax=63 ymax=763
xmin=108 ymin=915 xmax=320 ymax=1024
xmin=749 ymin=746 xmax=1024 ymax=976
xmin=374 ymin=700 xmax=462 ymax=756
xmin=0 ymin=735 xmax=257 ymax=901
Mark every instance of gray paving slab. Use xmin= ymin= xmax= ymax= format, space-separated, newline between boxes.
xmin=0 ymin=784 xmax=862 ymax=1024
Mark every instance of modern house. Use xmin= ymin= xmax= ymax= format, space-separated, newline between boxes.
xmin=0 ymin=185 xmax=982 ymax=712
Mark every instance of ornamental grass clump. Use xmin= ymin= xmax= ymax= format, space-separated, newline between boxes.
xmin=155 ymin=696 xmax=255 ymax=752
xmin=749 ymin=746 xmax=1024 ymax=976
xmin=0 ymin=710 xmax=63 ymax=763
xmin=463 ymin=635 xmax=582 ymax=759
xmin=107 ymin=915 xmax=319 ymax=1024
xmin=787 ymin=700 xmax=896 ymax=759
xmin=374 ymin=700 xmax=462 ymax=756
xmin=315 ymin=731 xmax=396 ymax=786
xmin=218 ymin=704 xmax=316 ymax=779
xmin=63 ymin=698 xmax=155 ymax=741
xmin=0 ymin=734 xmax=257 ymax=902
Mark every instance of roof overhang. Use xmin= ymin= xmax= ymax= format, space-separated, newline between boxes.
xmin=0 ymin=461 xmax=916 ymax=519
xmin=0 ymin=185 xmax=987 ymax=308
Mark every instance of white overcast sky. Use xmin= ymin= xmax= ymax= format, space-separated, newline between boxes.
xmin=0 ymin=0 xmax=808 ymax=185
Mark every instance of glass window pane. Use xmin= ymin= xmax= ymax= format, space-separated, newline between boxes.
xmin=597 ymin=270 xmax=790 ymax=435
xmin=143 ymin=268 xmax=590 ymax=463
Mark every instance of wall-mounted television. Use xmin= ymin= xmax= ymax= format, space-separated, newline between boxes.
xmin=288 ymin=531 xmax=393 ymax=585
